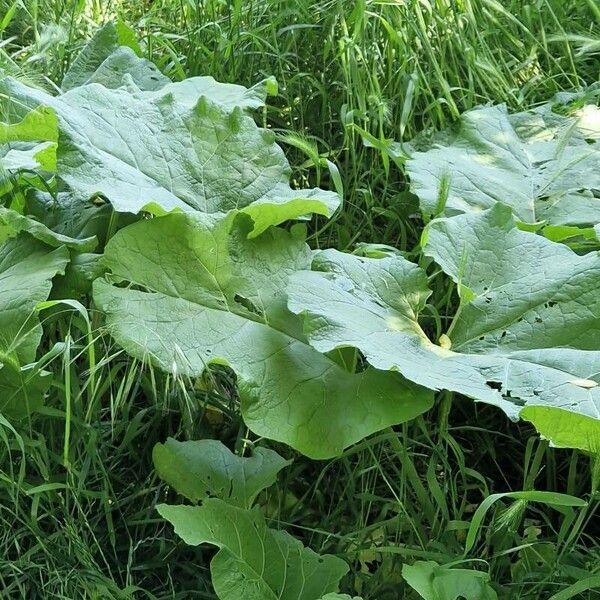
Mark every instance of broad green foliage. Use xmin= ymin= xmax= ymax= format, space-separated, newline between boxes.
xmin=153 ymin=438 xmax=290 ymax=507
xmin=0 ymin=105 xmax=57 ymax=185
xmin=94 ymin=212 xmax=432 ymax=458
xmin=1 ymin=24 xmax=598 ymax=459
xmin=0 ymin=104 xmax=57 ymax=149
xmin=408 ymin=103 xmax=600 ymax=229
xmin=61 ymin=22 xmax=276 ymax=105
xmin=25 ymin=192 xmax=113 ymax=248
xmin=288 ymin=204 xmax=600 ymax=453
xmin=0 ymin=237 xmax=68 ymax=364
xmin=0 ymin=236 xmax=69 ymax=417
xmin=0 ymin=29 xmax=363 ymax=454
xmin=0 ymin=205 xmax=96 ymax=249
xmin=61 ymin=21 xmax=147 ymax=91
xmin=1 ymin=52 xmax=333 ymax=237
xmin=158 ymin=500 xmax=348 ymax=600
xmin=402 ymin=561 xmax=497 ymax=600
xmin=154 ymin=440 xmax=348 ymax=600
xmin=0 ymin=106 xmax=94 ymax=248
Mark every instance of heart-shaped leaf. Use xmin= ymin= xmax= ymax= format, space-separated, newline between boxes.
xmin=153 ymin=438 xmax=290 ymax=507
xmin=93 ymin=212 xmax=431 ymax=458
xmin=158 ymin=498 xmax=348 ymax=600
xmin=288 ymin=204 xmax=600 ymax=453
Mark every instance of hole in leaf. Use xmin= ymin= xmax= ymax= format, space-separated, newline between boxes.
xmin=486 ymin=381 xmax=502 ymax=391
xmin=234 ymin=294 xmax=263 ymax=317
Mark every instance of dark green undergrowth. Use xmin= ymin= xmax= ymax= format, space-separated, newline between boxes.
xmin=0 ymin=1 xmax=599 ymax=599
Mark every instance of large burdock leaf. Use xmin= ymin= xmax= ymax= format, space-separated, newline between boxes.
xmin=1 ymin=73 xmax=335 ymax=237
xmin=287 ymin=204 xmax=600 ymax=454
xmin=77 ymin=46 xmax=171 ymax=91
xmin=408 ymin=103 xmax=600 ymax=227
xmin=61 ymin=22 xmax=275 ymax=106
xmin=61 ymin=22 xmax=147 ymax=91
xmin=0 ymin=236 xmax=69 ymax=417
xmin=158 ymin=498 xmax=348 ymax=600
xmin=153 ymin=438 xmax=290 ymax=507
xmin=93 ymin=212 xmax=431 ymax=458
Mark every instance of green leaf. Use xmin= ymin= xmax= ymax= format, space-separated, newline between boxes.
xmin=52 ymin=252 xmax=105 ymax=299
xmin=402 ymin=561 xmax=497 ymax=600
xmin=520 ymin=407 xmax=600 ymax=454
xmin=81 ymin=46 xmax=170 ymax=91
xmin=153 ymin=438 xmax=290 ymax=507
xmin=0 ymin=236 xmax=69 ymax=417
xmin=0 ymin=236 xmax=69 ymax=362
xmin=0 ymin=105 xmax=58 ymax=145
xmin=157 ymin=498 xmax=348 ymax=600
xmin=287 ymin=204 xmax=600 ymax=453
xmin=424 ymin=204 xmax=600 ymax=353
xmin=0 ymin=206 xmax=97 ymax=250
xmin=408 ymin=103 xmax=600 ymax=228
xmin=0 ymin=354 xmax=52 ymax=419
xmin=93 ymin=212 xmax=431 ymax=458
xmin=26 ymin=191 xmax=118 ymax=248
xmin=61 ymin=22 xmax=144 ymax=91
xmin=140 ymin=75 xmax=278 ymax=112
xmin=0 ymin=105 xmax=58 ymax=178
xmin=0 ymin=142 xmax=55 ymax=175
xmin=2 ymin=77 xmax=337 ymax=236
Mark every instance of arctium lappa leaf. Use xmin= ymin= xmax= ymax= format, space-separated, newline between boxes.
xmin=93 ymin=212 xmax=432 ymax=458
